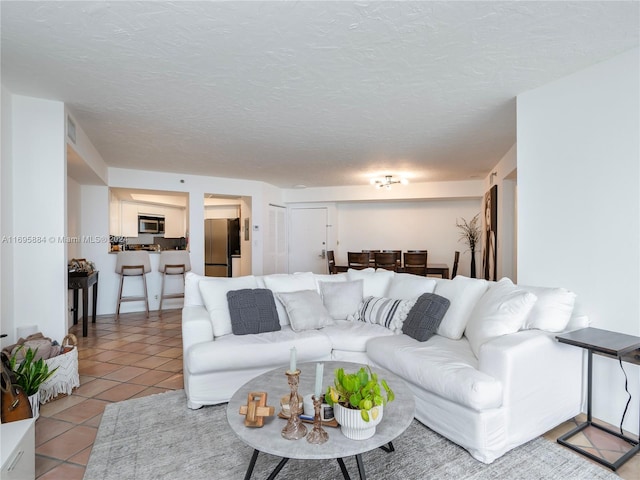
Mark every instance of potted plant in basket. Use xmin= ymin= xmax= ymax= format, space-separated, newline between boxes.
xmin=325 ymin=366 xmax=395 ymax=440
xmin=456 ymin=213 xmax=481 ymax=278
xmin=9 ymin=346 xmax=58 ymax=419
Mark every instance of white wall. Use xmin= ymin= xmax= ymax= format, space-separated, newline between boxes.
xmin=0 ymin=86 xmax=14 ymax=349
xmin=518 ymin=48 xmax=639 ymax=434
xmin=9 ymin=95 xmax=67 ymax=343
xmin=333 ymin=199 xmax=482 ymax=277
xmin=65 ymin=109 xmax=108 ymax=184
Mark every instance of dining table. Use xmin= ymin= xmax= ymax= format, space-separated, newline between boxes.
xmin=333 ymin=263 xmax=450 ymax=279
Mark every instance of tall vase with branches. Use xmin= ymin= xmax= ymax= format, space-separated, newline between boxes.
xmin=456 ymin=214 xmax=481 ymax=278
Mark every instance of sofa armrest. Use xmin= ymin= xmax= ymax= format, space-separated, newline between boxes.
xmin=182 ymin=305 xmax=214 ymax=353
xmin=478 ymin=329 xmax=583 ymax=407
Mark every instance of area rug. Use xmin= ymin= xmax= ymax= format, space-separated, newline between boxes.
xmin=84 ymin=390 xmax=618 ymax=480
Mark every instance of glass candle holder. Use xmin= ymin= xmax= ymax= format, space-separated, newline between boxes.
xmin=281 ymin=369 xmax=307 ymax=440
xmin=306 ymin=395 xmax=329 ymax=444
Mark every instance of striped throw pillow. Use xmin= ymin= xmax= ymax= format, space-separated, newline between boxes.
xmin=352 ymin=296 xmax=417 ymax=334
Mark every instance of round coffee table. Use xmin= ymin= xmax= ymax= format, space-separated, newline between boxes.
xmin=226 ymin=361 xmax=415 ymax=480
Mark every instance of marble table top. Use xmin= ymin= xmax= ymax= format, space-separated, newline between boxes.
xmin=226 ymin=361 xmax=415 ymax=460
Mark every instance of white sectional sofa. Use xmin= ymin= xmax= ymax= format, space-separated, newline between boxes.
xmin=182 ymin=269 xmax=586 ymax=463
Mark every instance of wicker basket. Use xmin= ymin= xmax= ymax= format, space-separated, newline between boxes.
xmin=40 ymin=334 xmax=80 ymax=403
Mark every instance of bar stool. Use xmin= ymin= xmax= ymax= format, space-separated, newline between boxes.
xmin=115 ymin=251 xmax=151 ymax=318
xmin=158 ymin=251 xmax=191 ymax=312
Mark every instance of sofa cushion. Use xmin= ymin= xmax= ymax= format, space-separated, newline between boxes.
xmin=198 ymin=276 xmax=259 ymax=337
xmin=347 ymin=268 xmax=394 ymax=297
xmin=227 ymin=289 xmax=280 ymax=335
xmin=387 ymin=274 xmax=437 ymax=300
xmin=520 ymin=286 xmax=576 ymax=332
xmin=276 ymin=290 xmax=335 ymax=332
xmin=352 ymin=296 xmax=416 ymax=334
xmin=186 ymin=326 xmax=332 ymax=374
xmin=465 ymin=278 xmax=538 ymax=357
xmin=434 ymin=275 xmax=489 ymax=340
xmin=264 ymin=272 xmax=318 ymax=325
xmin=185 ymin=272 xmax=206 ymax=307
xmin=402 ymin=293 xmax=450 ymax=342
xmin=320 ymin=320 xmax=394 ymax=352
xmin=313 ymin=273 xmax=348 ymax=292
xmin=319 ymin=280 xmax=363 ymax=320
xmin=367 ymin=334 xmax=503 ymax=411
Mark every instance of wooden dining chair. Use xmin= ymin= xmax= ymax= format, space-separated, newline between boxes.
xmin=383 ymin=250 xmax=402 ymax=269
xmin=362 ymin=249 xmax=380 ymax=267
xmin=374 ymin=251 xmax=398 ymax=271
xmin=327 ymin=250 xmax=337 ymax=274
xmin=403 ymin=251 xmax=428 ymax=276
xmin=348 ymin=252 xmax=371 ymax=270
xmin=452 ymin=251 xmax=460 ymax=279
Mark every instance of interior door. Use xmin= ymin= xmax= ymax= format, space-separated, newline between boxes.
xmin=289 ymin=207 xmax=328 ymax=274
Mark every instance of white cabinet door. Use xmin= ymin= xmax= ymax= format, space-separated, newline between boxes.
xmin=121 ymin=202 xmax=139 ymax=237
xmin=109 ymin=195 xmax=121 ymax=236
xmin=1 ymin=419 xmax=35 ymax=480
xmin=164 ymin=207 xmax=185 ymax=238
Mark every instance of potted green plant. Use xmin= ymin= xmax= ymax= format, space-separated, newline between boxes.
xmin=325 ymin=366 xmax=395 ymax=440
xmin=456 ymin=213 xmax=481 ymax=278
xmin=10 ymin=346 xmax=58 ymax=419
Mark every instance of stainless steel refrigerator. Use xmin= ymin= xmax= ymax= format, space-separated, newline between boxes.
xmin=204 ymin=218 xmax=240 ymax=277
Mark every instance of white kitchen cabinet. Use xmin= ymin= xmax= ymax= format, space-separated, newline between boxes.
xmin=109 ymin=190 xmax=121 ymax=236
xmin=164 ymin=206 xmax=185 ymax=238
xmin=1 ymin=418 xmax=35 ymax=480
xmin=121 ymin=202 xmax=139 ymax=237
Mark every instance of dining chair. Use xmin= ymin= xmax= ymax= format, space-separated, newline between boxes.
xmin=348 ymin=252 xmax=371 ymax=270
xmin=327 ymin=250 xmax=337 ymax=274
xmin=361 ymin=249 xmax=380 ymax=267
xmin=452 ymin=251 xmax=460 ymax=279
xmin=382 ymin=250 xmax=402 ymax=269
xmin=374 ymin=251 xmax=398 ymax=271
xmin=403 ymin=251 xmax=428 ymax=276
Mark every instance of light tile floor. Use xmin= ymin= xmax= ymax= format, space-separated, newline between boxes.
xmin=35 ymin=309 xmax=183 ymax=480
xmin=33 ymin=309 xmax=638 ymax=479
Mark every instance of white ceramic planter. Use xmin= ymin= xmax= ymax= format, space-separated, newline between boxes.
xmin=334 ymin=403 xmax=383 ymax=440
xmin=28 ymin=391 xmax=40 ymax=420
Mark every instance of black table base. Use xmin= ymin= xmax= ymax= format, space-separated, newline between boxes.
xmin=244 ymin=441 xmax=395 ymax=480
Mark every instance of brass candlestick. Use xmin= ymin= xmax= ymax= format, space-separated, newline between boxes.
xmin=306 ymin=395 xmax=329 ymax=444
xmin=281 ymin=369 xmax=307 ymax=440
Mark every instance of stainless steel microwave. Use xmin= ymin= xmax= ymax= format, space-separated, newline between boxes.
xmin=138 ymin=215 xmax=165 ymax=234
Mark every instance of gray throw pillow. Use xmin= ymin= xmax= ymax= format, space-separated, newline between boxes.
xmin=227 ymin=289 xmax=281 ymax=335
xmin=402 ymin=293 xmax=451 ymax=342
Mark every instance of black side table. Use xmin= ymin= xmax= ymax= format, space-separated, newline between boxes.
xmin=556 ymin=327 xmax=640 ymax=471
xmin=68 ymin=270 xmax=99 ymax=337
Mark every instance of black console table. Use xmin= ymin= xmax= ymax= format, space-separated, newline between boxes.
xmin=68 ymin=270 xmax=99 ymax=337
xmin=556 ymin=327 xmax=640 ymax=471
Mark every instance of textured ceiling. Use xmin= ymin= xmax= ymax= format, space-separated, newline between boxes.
xmin=1 ymin=1 xmax=638 ymax=188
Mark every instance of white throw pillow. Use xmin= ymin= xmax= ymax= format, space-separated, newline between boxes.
xmin=319 ymin=280 xmax=363 ymax=320
xmin=264 ymin=272 xmax=318 ymax=325
xmin=347 ymin=268 xmax=394 ymax=297
xmin=465 ymin=278 xmax=538 ymax=357
xmin=198 ymin=276 xmax=259 ymax=337
xmin=313 ymin=273 xmax=348 ymax=293
xmin=275 ymin=290 xmax=335 ymax=332
xmin=520 ymin=286 xmax=576 ymax=332
xmin=434 ymin=276 xmax=489 ymax=340
xmin=387 ymin=273 xmax=437 ymax=300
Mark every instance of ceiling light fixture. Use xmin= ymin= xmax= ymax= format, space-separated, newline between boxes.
xmin=370 ymin=175 xmax=409 ymax=189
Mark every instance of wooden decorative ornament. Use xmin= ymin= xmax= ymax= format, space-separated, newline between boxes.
xmin=239 ymin=391 xmax=275 ymax=427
